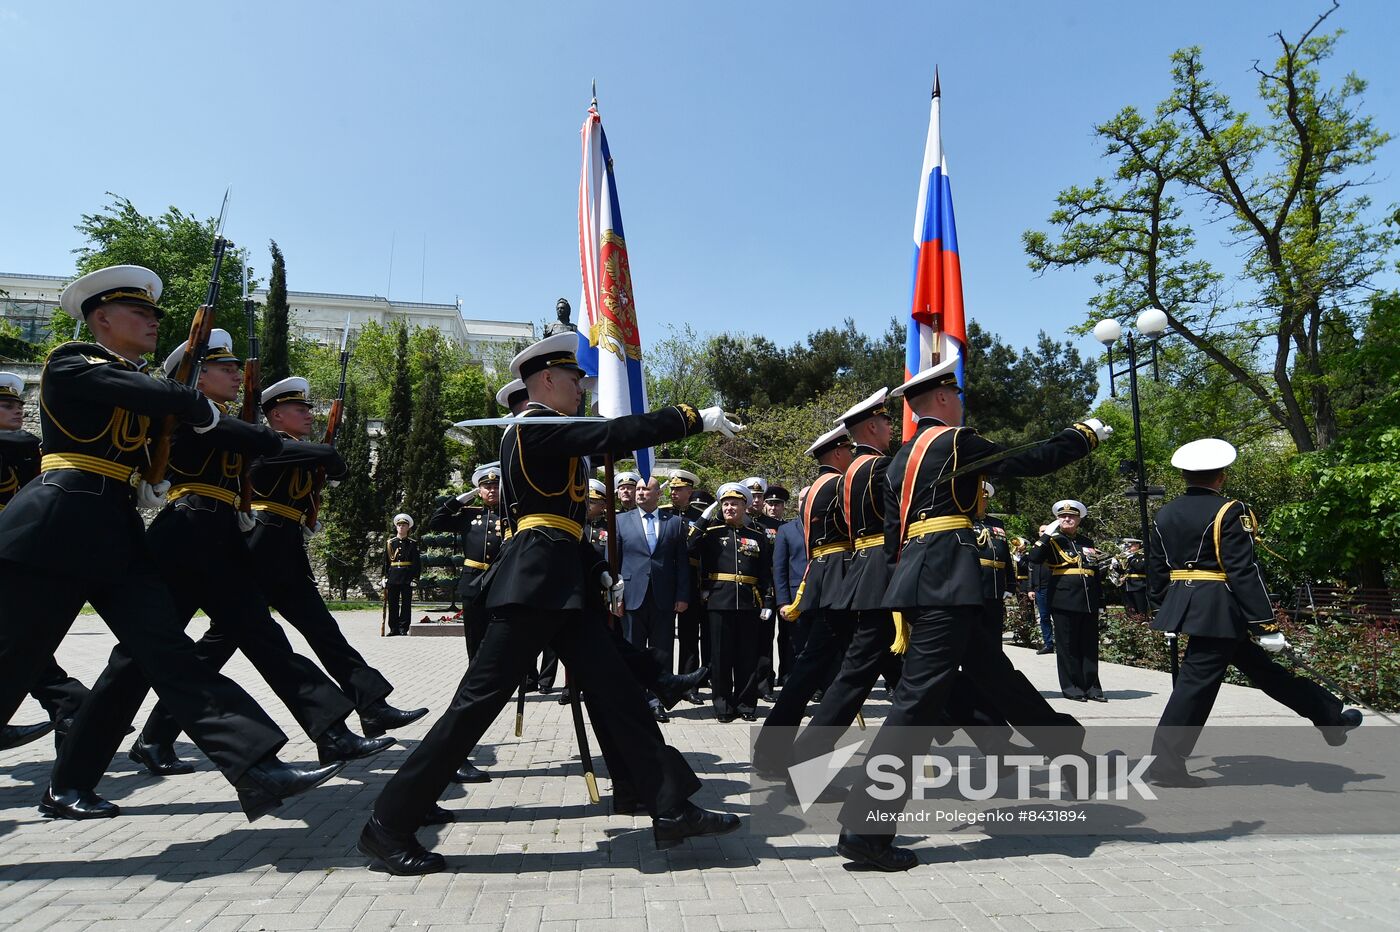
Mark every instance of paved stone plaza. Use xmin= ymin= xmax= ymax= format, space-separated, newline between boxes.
xmin=2 ymin=610 xmax=1397 ymax=931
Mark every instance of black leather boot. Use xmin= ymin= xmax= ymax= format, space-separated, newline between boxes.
xmin=359 ymin=701 xmax=429 ymax=738
xmin=651 ymin=801 xmax=741 ymax=849
xmin=40 ymin=786 xmax=119 ymax=820
xmin=129 ymin=738 xmax=196 ymax=776
xmin=233 ymin=756 xmax=346 ymax=821
xmin=358 ymin=816 xmax=445 ymax=875
xmin=836 ymin=831 xmax=918 ymax=871
xmin=653 ymin=666 xmax=710 ymax=711
xmin=316 ymin=722 xmax=396 ymax=764
xmin=452 ymin=760 xmax=491 ymax=784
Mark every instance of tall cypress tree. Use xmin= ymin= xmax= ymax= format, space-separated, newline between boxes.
xmin=261 ymin=239 xmax=291 ymax=384
xmin=376 ymin=322 xmax=413 ymax=512
xmin=321 ymin=385 xmax=379 ymax=598
xmin=400 ymin=346 xmax=449 ymax=527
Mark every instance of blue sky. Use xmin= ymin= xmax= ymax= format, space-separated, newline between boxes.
xmin=3 ymin=0 xmax=1397 ymax=369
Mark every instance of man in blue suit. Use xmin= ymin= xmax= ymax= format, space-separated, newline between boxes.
xmin=772 ymin=502 xmax=809 ymax=680
xmin=617 ymin=477 xmax=692 ymax=721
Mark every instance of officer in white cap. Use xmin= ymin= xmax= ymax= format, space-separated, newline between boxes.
xmin=0 ymin=264 xmax=346 ymax=817
xmin=1029 ymin=498 xmax=1106 ymax=702
xmin=0 ymin=371 xmax=93 ymax=750
xmin=362 ymin=332 xmax=743 ymax=874
xmin=1145 ymin=438 xmax=1362 ymax=786
xmin=383 ymin=514 xmax=422 ymax=636
xmin=495 ymin=378 xmax=528 ymax=414
xmin=615 ymin=470 xmax=641 ymax=512
xmin=836 ymin=353 xmax=1112 ymax=871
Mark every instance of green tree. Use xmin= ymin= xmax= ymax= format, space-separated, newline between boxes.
xmin=1023 ymin=3 xmax=1395 ymax=452
xmin=318 ymin=385 xmax=380 ymax=598
xmin=73 ymin=194 xmax=251 ymax=361
xmin=400 ymin=346 xmax=450 ymax=524
xmin=261 ymin=240 xmax=291 ymax=384
xmin=375 ymin=323 xmax=414 ymax=509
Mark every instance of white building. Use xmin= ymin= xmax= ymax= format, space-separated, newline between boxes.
xmin=0 ymin=272 xmax=533 ymax=364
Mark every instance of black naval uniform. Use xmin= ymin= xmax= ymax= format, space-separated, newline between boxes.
xmin=752 ymin=464 xmax=853 ymax=763
xmin=58 ymin=407 xmax=359 ymax=790
xmin=975 ymin=515 xmax=1017 ymax=633
xmin=1147 ymin=488 xmax=1348 ymax=775
xmin=667 ymin=500 xmax=710 ymax=682
xmin=750 ymin=512 xmax=783 ymax=696
xmin=370 ymin=401 xmax=709 ymax=834
xmin=839 ymin=418 xmax=1098 ymax=848
xmin=1028 ymin=528 xmax=1104 ymax=700
xmin=383 ymin=535 xmax=422 ymax=636
xmin=0 ymin=343 xmax=286 ymax=791
xmin=1121 ymin=549 xmax=1148 ymax=616
xmin=0 ymin=427 xmax=91 ymax=729
xmin=426 ymin=497 xmax=501 ymax=657
xmin=691 ymin=515 xmax=775 ymax=720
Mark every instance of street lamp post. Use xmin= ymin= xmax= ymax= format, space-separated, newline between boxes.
xmin=1094 ymin=309 xmax=1172 ymax=677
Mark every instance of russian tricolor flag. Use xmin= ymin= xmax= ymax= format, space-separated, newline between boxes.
xmin=576 ymin=100 xmax=653 ymax=478
xmin=903 ymin=70 xmax=967 ymax=435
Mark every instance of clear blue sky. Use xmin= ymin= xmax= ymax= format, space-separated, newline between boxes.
xmin=3 ymin=0 xmax=1397 ymax=369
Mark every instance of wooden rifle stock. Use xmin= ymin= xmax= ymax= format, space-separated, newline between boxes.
xmin=142 ymin=303 xmax=216 ymax=484
xmin=305 ymin=397 xmax=343 ymax=529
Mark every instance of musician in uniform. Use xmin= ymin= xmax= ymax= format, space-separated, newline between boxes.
xmin=691 ymin=482 xmax=776 ymax=722
xmin=974 ymin=482 xmax=1017 ymax=634
xmin=382 ymin=514 xmax=421 ymax=636
xmin=1119 ymin=538 xmax=1149 ymax=618
xmin=60 ymin=330 xmax=390 ymax=804
xmin=0 ymin=265 xmax=339 ymax=818
xmin=1029 ymin=526 xmax=1055 ymax=654
xmin=1028 ymin=500 xmax=1106 ymax=702
xmin=1146 ymin=438 xmax=1362 ymax=786
xmin=835 ymin=355 xmax=1110 ymax=871
xmin=359 ymin=332 xmax=743 ymax=874
xmin=0 ymin=371 xmax=91 ymax=750
xmin=427 ymin=463 xmax=502 ymax=658
xmin=742 ymin=477 xmax=782 ymax=700
xmin=752 ymin=424 xmax=854 ymax=770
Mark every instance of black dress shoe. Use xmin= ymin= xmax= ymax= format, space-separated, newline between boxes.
xmin=557 ymin=689 xmax=573 ymax=706
xmin=452 ymin=760 xmax=491 ymax=784
xmin=316 ymin=722 xmax=396 ymax=765
xmin=1037 ymin=645 xmax=1055 ymax=655
xmin=653 ymin=707 xmax=670 ymax=723
xmin=758 ymin=690 xmax=778 ymax=703
xmin=717 ymin=715 xmax=736 ymax=724
xmin=653 ymin=666 xmax=710 ymax=710
xmin=40 ymin=787 xmax=119 ymax=820
xmin=740 ymin=711 xmax=757 ymax=722
xmin=652 ymin=801 xmax=741 ymax=849
xmin=358 ymin=816 xmax=445 ymax=875
xmin=1087 ymin=695 xmax=1108 ymax=703
xmin=129 ymin=739 xmax=196 ymax=776
xmin=2 ymin=720 xmax=55 ymax=752
xmin=1145 ymin=766 xmax=1207 ymax=789
xmin=234 ymin=757 xmax=346 ymax=821
xmin=1322 ymin=708 xmax=1364 ymax=747
xmin=836 ymin=831 xmax=917 ymax=871
xmin=613 ymin=793 xmax=650 ymax=816
xmin=421 ymin=803 xmax=454 ymax=826
xmin=684 ymin=689 xmax=704 ymax=705
xmin=359 ymin=701 xmax=429 ymax=738
xmin=1064 ymin=694 xmax=1088 ymax=702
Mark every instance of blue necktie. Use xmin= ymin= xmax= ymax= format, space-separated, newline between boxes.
xmin=644 ymin=512 xmax=657 ymax=554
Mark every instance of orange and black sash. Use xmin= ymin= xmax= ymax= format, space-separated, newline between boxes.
xmin=896 ymin=426 xmax=954 ymax=547
xmin=843 ymin=453 xmax=880 ymax=537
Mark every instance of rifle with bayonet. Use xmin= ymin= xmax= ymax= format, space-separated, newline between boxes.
xmin=305 ymin=314 xmax=352 ymax=529
xmin=142 ymin=188 xmax=232 ymax=484
xmin=238 ymin=257 xmax=260 ymax=514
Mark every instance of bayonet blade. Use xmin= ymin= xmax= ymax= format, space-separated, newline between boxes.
xmin=212 ymin=186 xmax=231 ymax=247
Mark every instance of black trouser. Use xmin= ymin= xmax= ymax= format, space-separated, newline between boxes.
xmin=775 ymin=619 xmax=793 ymax=685
xmin=387 ymin=583 xmax=414 ymax=635
xmin=262 ymin=575 xmax=394 ymax=712
xmin=461 ymin=605 xmax=488 ymax=661
xmin=29 ymin=659 xmax=89 ymax=721
xmin=1151 ymin=634 xmax=1344 ymax=769
xmin=753 ymin=609 xmax=856 ymax=767
xmin=985 ymin=598 xmax=1006 ymax=635
xmin=1052 ymin=609 xmax=1101 ymax=699
xmin=372 ymin=606 xmax=700 ymax=834
xmin=532 ymin=646 xmax=559 ymax=691
xmin=0 ymin=561 xmax=285 ymax=790
xmin=625 ymin=594 xmax=675 ymax=678
xmin=1123 ymin=587 xmax=1148 ymax=617
xmin=709 ymin=609 xmax=762 ymax=718
xmin=788 ymin=609 xmax=902 ymax=767
xmin=675 ymin=596 xmax=709 ymax=679
xmin=755 ymin=610 xmax=777 ymax=695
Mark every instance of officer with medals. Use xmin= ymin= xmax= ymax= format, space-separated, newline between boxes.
xmin=1029 ymin=499 xmax=1106 ymax=701
xmin=1119 ymin=538 xmax=1149 ymax=617
xmin=690 ymin=482 xmax=776 ymax=722
xmin=383 ymin=514 xmax=422 ymax=636
xmin=974 ymin=482 xmax=1018 ymax=634
xmin=240 ymin=375 xmax=427 ymax=737
xmin=742 ymin=477 xmax=782 ymax=700
xmin=0 ymin=265 xmax=337 ymax=818
xmin=664 ymin=469 xmax=709 ymax=701
xmin=60 ymin=330 xmax=390 ymax=804
xmin=0 ymin=371 xmax=91 ymax=751
xmin=752 ymin=424 xmax=854 ymax=769
xmin=359 ymin=332 xmax=743 ymax=875
xmin=1146 ymin=439 xmax=1362 ymax=786
xmin=836 ymin=355 xmax=1110 ymax=871
xmin=427 ymin=462 xmax=503 ymax=658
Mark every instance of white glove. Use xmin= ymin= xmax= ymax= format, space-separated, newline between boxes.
xmin=191 ymin=397 xmax=221 ymax=435
xmin=759 ymin=608 xmax=773 ymax=621
xmin=328 ymin=480 xmax=341 ymax=488
xmin=136 ymin=479 xmax=170 ymax=509
xmin=1043 ymin=518 xmax=1063 ymax=536
xmin=1003 ymin=591 xmax=1014 ymax=600
xmin=1082 ymin=417 xmax=1113 ymax=441
xmin=600 ymin=571 xmax=625 ymax=615
xmin=236 ymin=511 xmax=257 ymax=533
xmin=1256 ymin=632 xmax=1289 ymax=654
xmin=701 ymin=500 xmax=720 ymax=522
xmin=379 ymin=577 xmax=388 ymax=588
xmin=302 ymin=520 xmax=322 ymax=541
xmin=699 ymin=406 xmax=743 ymax=437
xmin=456 ymin=491 xmax=477 ymax=504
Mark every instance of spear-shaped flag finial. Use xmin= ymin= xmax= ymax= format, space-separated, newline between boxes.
xmin=591 ymin=79 xmax=598 ymax=107
xmin=932 ymin=66 xmax=941 ymax=100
